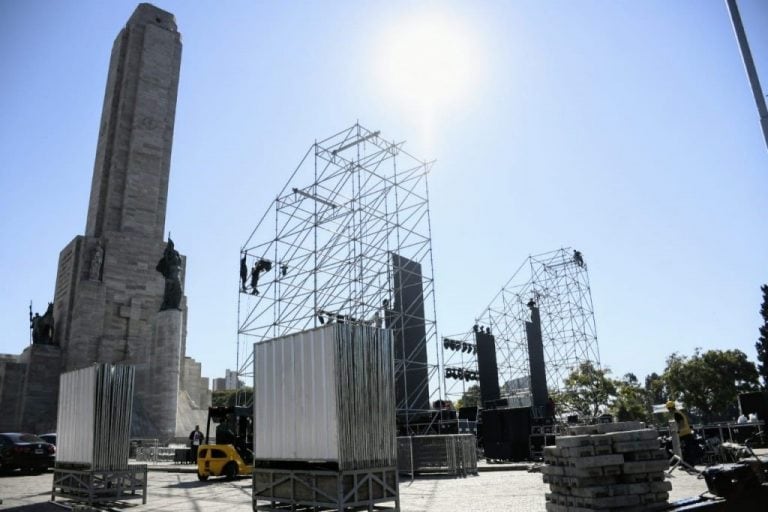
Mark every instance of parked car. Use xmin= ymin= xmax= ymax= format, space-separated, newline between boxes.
xmin=38 ymin=433 xmax=56 ymax=446
xmin=0 ymin=433 xmax=55 ymax=474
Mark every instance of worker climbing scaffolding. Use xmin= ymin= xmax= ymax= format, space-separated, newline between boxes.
xmin=249 ymin=258 xmax=272 ymax=295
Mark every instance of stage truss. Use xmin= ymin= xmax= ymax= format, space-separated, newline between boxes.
xmin=237 ymin=123 xmax=441 ymax=426
xmin=442 ymin=248 xmax=601 ymax=404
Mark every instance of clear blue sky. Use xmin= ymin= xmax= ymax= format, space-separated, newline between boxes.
xmin=1 ymin=0 xmax=766 ymax=387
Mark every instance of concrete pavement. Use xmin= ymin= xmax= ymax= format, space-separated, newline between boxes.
xmin=0 ymin=464 xmax=710 ymax=511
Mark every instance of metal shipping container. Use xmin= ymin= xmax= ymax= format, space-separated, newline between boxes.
xmin=253 ymin=323 xmax=395 ymax=470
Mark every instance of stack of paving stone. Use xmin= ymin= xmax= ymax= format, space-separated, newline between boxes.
xmin=542 ymin=421 xmax=671 ymax=511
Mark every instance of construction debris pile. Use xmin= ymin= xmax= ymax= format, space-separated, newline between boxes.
xmin=542 ymin=421 xmax=671 ymax=511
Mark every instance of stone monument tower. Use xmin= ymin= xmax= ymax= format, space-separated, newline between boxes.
xmin=0 ymin=3 xmax=210 ymax=439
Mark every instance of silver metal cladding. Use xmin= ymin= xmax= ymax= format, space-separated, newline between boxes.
xmin=253 ymin=323 xmax=396 ymax=470
xmin=56 ymin=364 xmax=135 ymax=470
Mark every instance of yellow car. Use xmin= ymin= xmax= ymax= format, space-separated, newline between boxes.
xmin=196 ymin=444 xmax=252 ymax=480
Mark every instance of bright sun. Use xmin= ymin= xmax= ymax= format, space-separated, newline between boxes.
xmin=376 ymin=13 xmax=481 ymax=113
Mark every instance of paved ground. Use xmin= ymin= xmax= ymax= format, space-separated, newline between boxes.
xmin=0 ymin=464 xmax=709 ymax=511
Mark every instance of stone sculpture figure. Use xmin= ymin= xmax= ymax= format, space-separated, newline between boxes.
xmin=156 ymin=237 xmax=183 ymax=311
xmin=30 ymin=303 xmax=55 ymax=344
xmin=89 ymin=242 xmax=104 ymax=280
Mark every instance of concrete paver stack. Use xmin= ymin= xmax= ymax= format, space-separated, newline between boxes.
xmin=542 ymin=421 xmax=671 ymax=511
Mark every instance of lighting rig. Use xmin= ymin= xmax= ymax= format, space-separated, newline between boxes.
xmin=445 ymin=367 xmax=479 ymax=381
xmin=443 ymin=337 xmax=477 ymax=354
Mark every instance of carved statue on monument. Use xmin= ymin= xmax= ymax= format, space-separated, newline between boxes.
xmin=30 ymin=303 xmax=55 ymax=345
xmin=89 ymin=241 xmax=104 ymax=281
xmin=156 ymin=237 xmax=183 ymax=311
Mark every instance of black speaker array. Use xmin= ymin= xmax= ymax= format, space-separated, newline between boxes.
xmin=390 ymin=254 xmax=429 ymax=413
xmin=482 ymin=407 xmax=531 ymax=461
xmin=475 ymin=330 xmax=501 ymax=406
xmin=525 ymin=305 xmax=549 ymax=410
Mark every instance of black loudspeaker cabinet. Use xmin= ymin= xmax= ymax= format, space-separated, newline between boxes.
xmin=482 ymin=407 xmax=531 ymax=461
xmin=475 ymin=330 xmax=501 ymax=405
xmin=459 ymin=406 xmax=478 ymax=421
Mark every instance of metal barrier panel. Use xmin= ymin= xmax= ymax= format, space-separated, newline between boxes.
xmin=56 ymin=366 xmax=97 ymax=465
xmin=397 ymin=434 xmax=478 ymax=476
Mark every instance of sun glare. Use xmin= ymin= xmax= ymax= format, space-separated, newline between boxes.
xmin=376 ymin=13 xmax=482 ymax=113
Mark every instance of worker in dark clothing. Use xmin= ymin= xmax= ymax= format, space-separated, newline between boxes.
xmin=667 ymin=400 xmax=700 ymax=464
xmin=250 ymin=258 xmax=272 ymax=295
xmin=240 ymin=256 xmax=248 ymax=292
xmin=573 ymin=250 xmax=584 ymax=267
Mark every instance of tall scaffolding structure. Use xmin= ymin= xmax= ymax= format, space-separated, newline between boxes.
xmin=442 ymin=248 xmax=601 ymax=404
xmin=237 ymin=123 xmax=441 ymax=431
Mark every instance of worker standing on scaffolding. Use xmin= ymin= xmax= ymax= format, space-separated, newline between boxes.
xmin=240 ymin=256 xmax=248 ymax=292
xmin=573 ymin=250 xmax=584 ymax=267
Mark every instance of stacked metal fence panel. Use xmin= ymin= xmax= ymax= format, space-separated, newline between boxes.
xmin=57 ymin=364 xmax=97 ymax=465
xmin=397 ymin=434 xmax=478 ymax=476
xmin=254 ymin=323 xmax=396 ymax=470
xmin=56 ymin=364 xmax=135 ymax=470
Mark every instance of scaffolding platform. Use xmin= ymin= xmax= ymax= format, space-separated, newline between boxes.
xmin=252 ymin=465 xmax=399 ymax=511
xmin=51 ymin=464 xmax=148 ymax=505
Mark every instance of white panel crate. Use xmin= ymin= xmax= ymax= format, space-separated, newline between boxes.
xmin=56 ymin=364 xmax=134 ymax=469
xmin=254 ymin=323 xmax=395 ymax=470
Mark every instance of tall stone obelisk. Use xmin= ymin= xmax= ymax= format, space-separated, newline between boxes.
xmin=51 ymin=3 xmax=186 ymax=439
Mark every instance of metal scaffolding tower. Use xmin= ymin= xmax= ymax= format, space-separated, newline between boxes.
xmin=442 ymin=248 xmax=601 ymax=404
xmin=236 ymin=123 xmax=441 ymax=430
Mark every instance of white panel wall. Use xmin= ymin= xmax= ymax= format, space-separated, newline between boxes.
xmin=254 ymin=326 xmax=339 ymax=461
xmin=56 ymin=366 xmax=96 ymax=465
xmin=55 ymin=364 xmax=134 ymax=469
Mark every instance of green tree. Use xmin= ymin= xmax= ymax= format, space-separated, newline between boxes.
xmin=664 ymin=349 xmax=760 ymax=422
xmin=555 ymin=362 xmax=617 ymax=420
xmin=455 ymin=384 xmax=481 ymax=409
xmin=611 ymin=373 xmax=651 ymax=422
xmin=211 ymin=387 xmax=253 ymax=407
xmin=644 ymin=372 xmax=666 ymax=406
xmin=756 ymin=284 xmax=768 ymax=389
